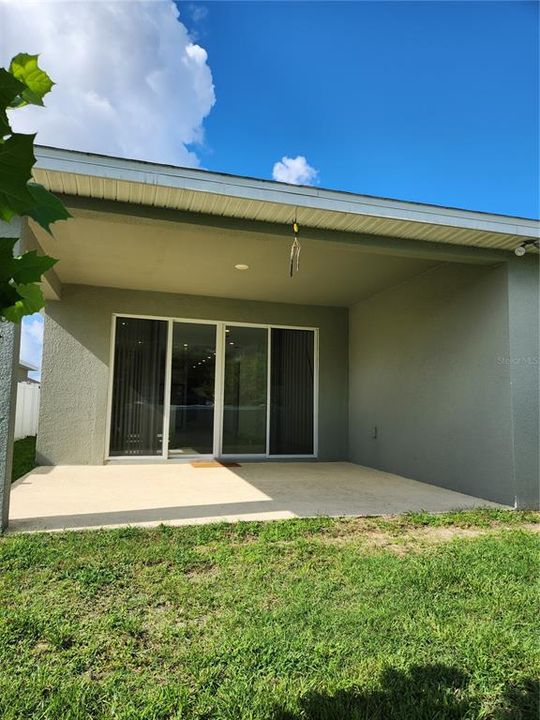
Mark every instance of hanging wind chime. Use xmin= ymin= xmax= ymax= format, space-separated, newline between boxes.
xmin=289 ymin=219 xmax=301 ymax=277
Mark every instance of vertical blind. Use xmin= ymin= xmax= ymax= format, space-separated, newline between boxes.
xmin=270 ymin=328 xmax=314 ymax=455
xmin=109 ymin=317 xmax=167 ymax=456
xmin=222 ymin=325 xmax=268 ymax=454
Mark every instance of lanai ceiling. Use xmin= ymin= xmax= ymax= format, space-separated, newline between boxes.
xmin=29 ymin=207 xmax=439 ymax=307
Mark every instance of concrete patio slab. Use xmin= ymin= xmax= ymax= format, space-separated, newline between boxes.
xmin=8 ymin=461 xmax=507 ymax=533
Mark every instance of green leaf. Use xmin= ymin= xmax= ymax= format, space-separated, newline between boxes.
xmin=24 ymin=183 xmax=71 ymax=233
xmin=0 ymin=133 xmax=36 ymax=221
xmin=0 ymin=68 xmax=23 ymax=138
xmin=2 ymin=282 xmax=44 ymax=322
xmin=0 ymin=237 xmax=17 ymax=282
xmin=11 ymin=250 xmax=58 ymax=284
xmin=9 ymin=54 xmax=54 ymax=107
xmin=0 ymin=67 xmax=25 ymax=109
xmin=0 ymin=280 xmax=21 ymax=310
xmin=0 ymin=236 xmax=17 ymax=262
xmin=0 ymin=109 xmax=11 ymax=139
xmin=0 ymin=239 xmax=57 ymax=321
xmin=0 ymin=238 xmax=57 ymax=283
xmin=0 ymin=54 xmax=68 ymax=323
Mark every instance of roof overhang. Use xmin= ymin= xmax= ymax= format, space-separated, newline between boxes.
xmin=33 ymin=146 xmax=539 ymax=253
xmin=19 ymin=360 xmax=39 ymax=372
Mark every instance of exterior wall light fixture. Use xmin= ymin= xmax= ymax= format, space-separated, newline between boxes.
xmin=514 ymin=240 xmax=540 ymax=257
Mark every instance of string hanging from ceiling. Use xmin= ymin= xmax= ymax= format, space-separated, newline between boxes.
xmin=289 ymin=219 xmax=301 ymax=277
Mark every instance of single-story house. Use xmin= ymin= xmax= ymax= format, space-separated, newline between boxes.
xmin=1 ymin=146 xmax=538 ymax=530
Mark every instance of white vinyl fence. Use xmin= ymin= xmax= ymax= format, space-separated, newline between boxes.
xmin=14 ymin=382 xmax=40 ymax=440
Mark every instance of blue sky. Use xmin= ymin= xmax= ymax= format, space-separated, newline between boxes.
xmin=186 ymin=0 xmax=538 ymax=218
xmin=6 ymin=0 xmax=538 ymax=375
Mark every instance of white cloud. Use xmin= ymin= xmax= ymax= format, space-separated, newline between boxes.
xmin=272 ymin=156 xmax=318 ymax=185
xmin=0 ymin=0 xmax=216 ymax=166
xmin=20 ymin=313 xmax=44 ymax=381
xmin=188 ymin=3 xmax=209 ymax=24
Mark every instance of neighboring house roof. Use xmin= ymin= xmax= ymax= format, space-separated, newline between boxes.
xmin=33 ymin=145 xmax=539 ymax=253
xmin=19 ymin=360 xmax=39 ymax=373
xmin=18 ymin=360 xmax=40 ymax=385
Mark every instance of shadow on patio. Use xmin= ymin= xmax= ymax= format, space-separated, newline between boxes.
xmin=10 ymin=462 xmax=506 ymax=531
xmin=8 ymin=461 xmax=505 ymax=533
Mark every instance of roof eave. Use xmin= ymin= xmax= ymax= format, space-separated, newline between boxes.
xmin=33 ymin=145 xmax=540 ymax=248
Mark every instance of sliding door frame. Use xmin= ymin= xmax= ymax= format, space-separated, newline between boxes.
xmin=105 ymin=313 xmax=319 ymax=462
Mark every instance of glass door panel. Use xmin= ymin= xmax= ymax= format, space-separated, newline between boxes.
xmin=270 ymin=328 xmax=314 ymax=455
xmin=169 ymin=322 xmax=216 ymax=455
xmin=109 ymin=317 xmax=167 ymax=456
xmin=222 ymin=325 xmax=268 ymax=454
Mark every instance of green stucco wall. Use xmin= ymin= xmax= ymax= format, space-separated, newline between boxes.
xmin=37 ymin=285 xmax=349 ymax=465
xmin=506 ymin=258 xmax=540 ymax=508
xmin=349 ymin=259 xmax=539 ymax=507
xmin=0 ymin=321 xmax=19 ymax=531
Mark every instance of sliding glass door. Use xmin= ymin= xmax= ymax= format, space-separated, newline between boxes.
xmin=168 ymin=322 xmax=216 ymax=455
xmin=109 ymin=318 xmax=316 ymax=459
xmin=109 ymin=317 xmax=167 ymax=456
xmin=221 ymin=326 xmax=314 ymax=456
xmin=222 ymin=325 xmax=268 ymax=455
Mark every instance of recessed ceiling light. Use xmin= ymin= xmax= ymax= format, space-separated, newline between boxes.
xmin=234 ymin=263 xmax=250 ymax=271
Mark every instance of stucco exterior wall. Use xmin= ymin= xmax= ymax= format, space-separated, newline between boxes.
xmin=506 ymin=257 xmax=540 ymax=508
xmin=38 ymin=284 xmax=348 ymax=465
xmin=0 ymin=321 xmax=20 ymax=531
xmin=348 ymin=262 xmax=518 ymax=505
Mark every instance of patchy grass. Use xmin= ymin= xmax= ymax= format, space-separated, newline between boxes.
xmin=11 ymin=435 xmax=36 ymax=482
xmin=0 ymin=510 xmax=538 ymax=719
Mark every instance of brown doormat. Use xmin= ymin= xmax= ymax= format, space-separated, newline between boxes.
xmin=191 ymin=460 xmax=241 ymax=468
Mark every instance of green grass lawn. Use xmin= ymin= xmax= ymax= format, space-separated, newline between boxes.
xmin=11 ymin=434 xmax=36 ymax=482
xmin=0 ymin=509 xmax=538 ymax=719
